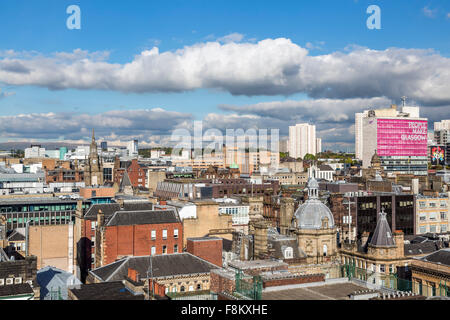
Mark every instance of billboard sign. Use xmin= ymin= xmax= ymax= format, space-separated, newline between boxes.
xmin=430 ymin=146 xmax=445 ymax=165
xmin=377 ymin=119 xmax=427 ymax=157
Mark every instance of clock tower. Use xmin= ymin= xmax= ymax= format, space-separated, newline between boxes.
xmin=84 ymin=129 xmax=104 ymax=186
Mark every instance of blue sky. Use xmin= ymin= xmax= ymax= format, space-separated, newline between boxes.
xmin=0 ymin=0 xmax=449 ymax=150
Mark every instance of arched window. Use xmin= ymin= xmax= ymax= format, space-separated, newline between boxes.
xmin=197 ymin=284 xmax=202 ymax=290
xmin=284 ymin=247 xmax=293 ymax=259
xmin=180 ymin=286 xmax=185 ymax=292
xmin=323 ymin=244 xmax=328 ymax=257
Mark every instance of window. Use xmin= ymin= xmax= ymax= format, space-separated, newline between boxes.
xmin=284 ymin=247 xmax=293 ymax=259
xmin=380 ymin=264 xmax=385 ymax=273
xmin=151 ymin=230 xmax=156 ymax=240
xmin=441 ymin=224 xmax=448 ymax=232
xmin=91 ymin=237 xmax=95 ymax=247
xmin=197 ymin=284 xmax=202 ymax=290
xmin=162 ymin=245 xmax=167 ymax=254
xmin=162 ymin=229 xmax=167 ymax=239
xmin=389 ymin=264 xmax=394 ymax=273
xmin=0 ymin=279 xmax=4 ymax=286
xmin=151 ymin=246 xmax=156 ymax=255
xmin=91 ymin=221 xmax=96 ymax=230
xmin=419 ymin=226 xmax=427 ymax=233
xmin=6 ymin=278 xmax=13 ymax=285
xmin=430 ymin=225 xmax=437 ymax=233
xmin=174 ymin=229 xmax=178 ymax=239
xmin=180 ymin=286 xmax=185 ymax=292
xmin=14 ymin=277 xmax=22 ymax=284
xmin=323 ymin=244 xmax=328 ymax=257
xmin=174 ymin=245 xmax=178 ymax=253
xmin=441 ymin=212 xmax=447 ymax=220
xmin=189 ymin=285 xmax=194 ymax=291
xmin=172 ymin=287 xmax=177 ymax=293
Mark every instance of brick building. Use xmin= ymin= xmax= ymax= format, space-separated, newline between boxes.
xmin=74 ymin=201 xmax=154 ymax=279
xmin=95 ymin=209 xmax=183 ymax=268
xmin=186 ymin=237 xmax=223 ymax=267
xmin=114 ymin=158 xmax=147 ymax=188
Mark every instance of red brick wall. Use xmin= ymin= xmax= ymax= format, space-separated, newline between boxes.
xmin=210 ymin=271 xmax=235 ymax=294
xmin=186 ymin=238 xmax=223 ymax=267
xmin=102 ymin=222 xmax=183 ymax=265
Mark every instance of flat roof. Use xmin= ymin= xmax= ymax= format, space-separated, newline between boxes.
xmin=262 ymin=282 xmax=372 ymax=300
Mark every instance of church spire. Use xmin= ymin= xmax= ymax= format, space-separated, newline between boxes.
xmin=92 ymin=128 xmax=95 ymax=143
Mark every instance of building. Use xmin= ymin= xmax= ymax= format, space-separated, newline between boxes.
xmin=127 ymin=139 xmax=139 ymax=158
xmin=84 ymin=130 xmax=104 ymax=186
xmin=88 ymin=253 xmax=219 ymax=296
xmin=179 ymin=200 xmax=233 ymax=248
xmin=94 ymin=209 xmax=183 ymax=268
xmin=186 ymin=237 xmax=223 ymax=267
xmin=316 ymin=138 xmax=322 ymax=154
xmin=308 ymin=164 xmax=335 ymax=182
xmin=416 ymin=195 xmax=449 ymax=234
xmin=0 ymin=197 xmax=91 ymax=230
xmin=434 ymin=120 xmax=450 ymax=131
xmin=114 ymin=158 xmax=147 ymax=188
xmin=0 ymin=253 xmax=39 ymax=300
xmin=289 ymin=123 xmax=317 ymax=159
xmin=24 ymin=145 xmax=46 ymax=159
xmin=356 ymin=193 xmax=415 ymax=238
xmin=74 ymin=201 xmax=154 ymax=278
xmin=410 ymin=249 xmax=450 ymax=297
xmin=28 ymin=223 xmax=77 ymax=273
xmin=37 ymin=266 xmax=82 ymax=300
xmin=358 ymin=105 xmax=428 ymax=175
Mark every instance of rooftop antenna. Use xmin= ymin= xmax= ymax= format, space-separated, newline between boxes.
xmin=401 ymin=96 xmax=407 ymax=107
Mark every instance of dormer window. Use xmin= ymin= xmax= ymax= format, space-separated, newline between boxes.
xmin=284 ymin=247 xmax=293 ymax=259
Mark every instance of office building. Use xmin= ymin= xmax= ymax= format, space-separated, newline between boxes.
xmin=358 ymin=104 xmax=428 ymax=175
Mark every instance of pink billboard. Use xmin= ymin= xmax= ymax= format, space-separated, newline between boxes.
xmin=377 ymin=119 xmax=428 ymax=156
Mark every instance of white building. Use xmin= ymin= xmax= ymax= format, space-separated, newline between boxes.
xmin=127 ymin=140 xmax=138 ymax=157
xmin=434 ymin=120 xmax=450 ymax=131
xmin=308 ymin=164 xmax=335 ymax=182
xmin=316 ymin=138 xmax=322 ymax=154
xmin=24 ymin=145 xmax=45 ymax=159
xmin=288 ymin=123 xmax=316 ymax=159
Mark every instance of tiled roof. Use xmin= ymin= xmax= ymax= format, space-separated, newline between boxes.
xmin=83 ymin=202 xmax=154 ymax=220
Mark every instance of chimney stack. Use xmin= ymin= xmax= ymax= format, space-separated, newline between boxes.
xmin=97 ymin=209 xmax=104 ymax=227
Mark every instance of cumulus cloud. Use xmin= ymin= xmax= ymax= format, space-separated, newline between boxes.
xmin=0 ymin=108 xmax=192 ymax=143
xmin=0 ymin=39 xmax=449 ymax=106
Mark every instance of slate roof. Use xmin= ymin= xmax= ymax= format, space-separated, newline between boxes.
xmin=419 ymin=249 xmax=450 ymax=266
xmin=318 ymin=164 xmax=334 ymax=171
xmin=83 ymin=202 xmax=154 ymax=220
xmin=69 ymin=281 xmax=145 ymax=300
xmin=404 ymin=241 xmax=441 ymax=256
xmin=369 ymin=210 xmax=395 ymax=247
xmin=0 ymin=283 xmax=34 ymax=298
xmin=37 ymin=266 xmax=82 ymax=300
xmin=90 ymin=253 xmax=219 ymax=282
xmin=106 ymin=209 xmax=180 ymax=226
xmin=119 ymin=171 xmax=133 ymax=192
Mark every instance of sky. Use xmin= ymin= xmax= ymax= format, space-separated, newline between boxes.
xmin=0 ymin=0 xmax=449 ymax=151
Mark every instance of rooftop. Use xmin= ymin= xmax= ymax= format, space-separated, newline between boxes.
xmin=68 ymin=281 xmax=145 ymax=300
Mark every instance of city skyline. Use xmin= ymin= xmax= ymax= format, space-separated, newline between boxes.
xmin=0 ymin=1 xmax=450 ymax=151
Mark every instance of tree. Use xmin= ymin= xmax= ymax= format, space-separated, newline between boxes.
xmin=303 ymin=153 xmax=316 ymax=161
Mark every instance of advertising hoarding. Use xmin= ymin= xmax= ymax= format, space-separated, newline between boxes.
xmin=377 ymin=119 xmax=427 ymax=157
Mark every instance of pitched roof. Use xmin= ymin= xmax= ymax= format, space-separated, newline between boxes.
xmin=419 ymin=249 xmax=450 ymax=266
xmin=106 ymin=209 xmax=180 ymax=226
xmin=83 ymin=202 xmax=154 ymax=220
xmin=404 ymin=241 xmax=441 ymax=256
xmin=68 ymin=281 xmax=145 ymax=300
xmin=119 ymin=171 xmax=133 ymax=192
xmin=369 ymin=210 xmax=395 ymax=247
xmin=7 ymin=229 xmax=25 ymax=242
xmin=90 ymin=253 xmax=219 ymax=282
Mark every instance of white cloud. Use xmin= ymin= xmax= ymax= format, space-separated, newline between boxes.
xmin=0 ymin=108 xmax=192 ymax=143
xmin=217 ymin=33 xmax=245 ymax=43
xmin=423 ymin=6 xmax=437 ymax=18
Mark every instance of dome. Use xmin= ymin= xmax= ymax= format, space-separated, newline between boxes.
xmin=293 ymin=176 xmax=334 ymax=230
xmin=294 ymin=199 xmax=335 ymax=230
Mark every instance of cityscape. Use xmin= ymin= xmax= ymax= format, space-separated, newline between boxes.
xmin=0 ymin=0 xmax=449 ymax=308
